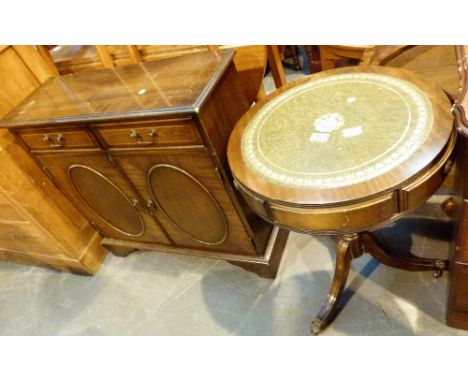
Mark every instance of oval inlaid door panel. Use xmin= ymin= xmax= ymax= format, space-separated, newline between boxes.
xmin=69 ymin=165 xmax=144 ymax=236
xmin=147 ymin=164 xmax=228 ymax=245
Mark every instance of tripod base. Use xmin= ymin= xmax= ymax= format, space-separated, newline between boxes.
xmin=311 ymin=231 xmax=448 ymax=335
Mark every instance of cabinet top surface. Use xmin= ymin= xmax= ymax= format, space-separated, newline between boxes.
xmin=0 ymin=49 xmax=233 ymax=128
xmin=228 ymin=65 xmax=454 ymax=205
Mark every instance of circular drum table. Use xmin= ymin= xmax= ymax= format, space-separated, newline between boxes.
xmin=227 ymin=66 xmax=455 ymax=334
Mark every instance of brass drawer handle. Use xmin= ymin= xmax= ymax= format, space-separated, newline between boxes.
xmin=129 ymin=129 xmax=157 ymax=144
xmin=146 ymin=199 xmax=157 ymax=215
xmin=42 ymin=134 xmax=64 ymax=147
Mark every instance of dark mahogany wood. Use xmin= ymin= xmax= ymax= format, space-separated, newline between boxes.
xmin=0 ymin=50 xmax=288 ymax=278
xmin=447 ymin=45 xmax=468 ymax=328
xmin=360 ymin=45 xmax=468 ymax=330
xmin=361 ymin=45 xmax=460 ymax=101
xmin=228 ymin=64 xmax=455 ymax=333
xmin=228 ymin=66 xmax=454 ymax=225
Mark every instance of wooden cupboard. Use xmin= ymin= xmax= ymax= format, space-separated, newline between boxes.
xmin=1 ymin=49 xmax=288 ymax=277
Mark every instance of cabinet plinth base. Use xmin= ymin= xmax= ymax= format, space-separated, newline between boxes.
xmin=228 ymin=226 xmax=289 ymax=278
xmin=104 ymin=245 xmax=137 ymax=257
xmin=101 ymin=226 xmax=289 ymax=279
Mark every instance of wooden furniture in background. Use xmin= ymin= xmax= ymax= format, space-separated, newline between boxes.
xmin=0 ymin=50 xmax=288 ymax=278
xmin=361 ymin=45 xmax=460 ymax=102
xmin=305 ymin=46 xmax=322 ymax=74
xmin=447 ymin=45 xmax=468 ymax=329
xmin=266 ymin=45 xmax=287 ymax=88
xmin=217 ymin=45 xmax=268 ymax=101
xmin=361 ymin=45 xmax=460 ymax=191
xmin=317 ymin=45 xmax=370 ymax=71
xmin=360 ymin=45 xmax=468 ymax=330
xmin=0 ymin=45 xmax=106 ymax=274
xmin=0 ymin=46 xmax=58 ymax=117
xmin=281 ymin=46 xmax=301 ymax=71
xmin=228 ymin=65 xmax=455 ymax=333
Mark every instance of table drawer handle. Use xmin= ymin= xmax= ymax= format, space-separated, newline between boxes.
xmin=129 ymin=129 xmax=157 ymax=144
xmin=42 ymin=134 xmax=64 ymax=147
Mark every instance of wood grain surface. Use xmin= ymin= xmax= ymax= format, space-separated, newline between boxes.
xmin=3 ymin=50 xmax=286 ymax=277
xmin=361 ymin=45 xmax=460 ymax=101
xmin=228 ymin=65 xmax=454 ymax=206
xmin=0 ymin=50 xmax=234 ymax=127
xmin=0 ymin=45 xmax=106 ymax=274
xmin=50 ymin=45 xmax=267 ymax=105
xmin=447 ymin=45 xmax=468 ymax=329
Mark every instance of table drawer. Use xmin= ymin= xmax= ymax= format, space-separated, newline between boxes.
xmin=95 ymin=119 xmax=203 ymax=149
xmin=17 ymin=127 xmax=98 ymax=151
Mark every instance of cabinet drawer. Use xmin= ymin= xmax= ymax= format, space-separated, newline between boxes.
xmin=95 ymin=119 xmax=203 ymax=149
xmin=17 ymin=127 xmax=98 ymax=151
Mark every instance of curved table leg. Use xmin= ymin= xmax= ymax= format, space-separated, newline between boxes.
xmin=310 ymin=233 xmax=363 ymax=335
xmin=310 ymin=230 xmax=449 ymax=335
xmin=362 ymin=232 xmax=448 ymax=278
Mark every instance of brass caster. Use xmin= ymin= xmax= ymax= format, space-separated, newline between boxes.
xmin=433 ymin=269 xmax=443 ymax=278
xmin=310 ymin=319 xmax=323 ymax=335
xmin=441 ymin=197 xmax=455 ymax=217
xmin=432 ymin=259 xmax=448 ymax=278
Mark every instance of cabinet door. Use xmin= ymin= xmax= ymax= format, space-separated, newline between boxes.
xmin=35 ymin=150 xmax=171 ymax=244
xmin=112 ymin=147 xmax=256 ymax=255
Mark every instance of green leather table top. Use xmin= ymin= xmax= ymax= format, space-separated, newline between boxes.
xmin=241 ymin=73 xmax=434 ymax=189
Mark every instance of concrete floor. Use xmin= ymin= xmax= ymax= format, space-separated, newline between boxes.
xmin=0 ymin=194 xmax=465 ymax=336
xmin=0 ymin=67 xmax=466 ymax=336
